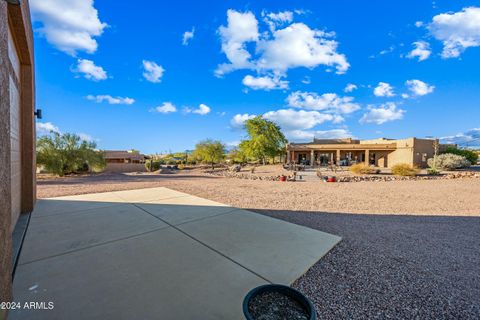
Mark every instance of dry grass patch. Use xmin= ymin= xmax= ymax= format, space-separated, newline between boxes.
xmin=391 ymin=163 xmax=419 ymax=176
xmin=349 ymin=163 xmax=379 ymax=175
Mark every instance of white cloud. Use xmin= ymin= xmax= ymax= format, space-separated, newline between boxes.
xmin=182 ymin=27 xmax=195 ymax=45
xmin=256 ymin=23 xmax=349 ymax=74
xmin=73 ymin=59 xmax=107 ymax=81
xmin=78 ymin=133 xmax=94 ymax=142
xmin=405 ymin=79 xmax=435 ymax=96
xmin=373 ymin=82 xmax=395 ymax=97
xmin=185 ymin=104 xmax=211 ymax=115
xmin=36 ymin=122 xmax=96 ymax=142
xmin=440 ymin=128 xmax=480 ymax=147
xmin=153 ymin=102 xmax=177 ymax=114
xmin=286 ymin=128 xmax=351 ymax=141
xmin=30 ymin=0 xmax=107 ymax=55
xmin=286 ymin=91 xmax=360 ymax=114
xmin=415 ymin=21 xmax=424 ymax=27
xmin=242 ymin=74 xmax=288 ymax=90
xmin=216 ymin=9 xmax=349 ymax=76
xmin=407 ymin=41 xmax=432 ymax=61
xmin=36 ymin=122 xmax=60 ymax=135
xmin=360 ymin=103 xmax=405 ymax=125
xmin=263 ymin=109 xmax=335 ymax=130
xmin=86 ymin=95 xmax=135 ymax=105
xmin=429 ymin=7 xmax=480 ymax=58
xmin=344 ymin=83 xmax=357 ymax=93
xmin=216 ymin=10 xmax=259 ymax=76
xmin=142 ymin=60 xmax=165 ymax=83
xmin=230 ymin=113 xmax=256 ymax=128
xmin=262 ymin=10 xmax=294 ymax=31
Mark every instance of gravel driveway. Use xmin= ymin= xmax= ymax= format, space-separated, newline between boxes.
xmin=256 ymin=209 xmax=480 ymax=319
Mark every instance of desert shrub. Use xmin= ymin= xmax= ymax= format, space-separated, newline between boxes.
xmin=443 ymin=146 xmax=478 ymax=164
xmin=177 ymin=164 xmax=185 ymax=170
xmin=427 ymin=168 xmax=441 ymax=175
xmin=36 ymin=132 xmax=106 ymax=176
xmin=427 ymin=153 xmax=470 ymax=170
xmin=144 ymin=160 xmax=161 ymax=172
xmin=349 ymin=163 xmax=379 ymax=175
xmin=391 ymin=163 xmax=419 ymax=176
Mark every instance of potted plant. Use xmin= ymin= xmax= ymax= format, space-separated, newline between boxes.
xmin=243 ymin=284 xmax=316 ymax=320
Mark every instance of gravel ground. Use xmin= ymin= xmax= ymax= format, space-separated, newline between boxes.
xmin=36 ymin=170 xmax=480 ymax=318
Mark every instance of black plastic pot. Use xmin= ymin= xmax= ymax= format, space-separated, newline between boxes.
xmin=243 ymin=284 xmax=317 ymax=320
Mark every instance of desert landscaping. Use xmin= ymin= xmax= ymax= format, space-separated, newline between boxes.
xmin=35 ymin=166 xmax=480 ymax=318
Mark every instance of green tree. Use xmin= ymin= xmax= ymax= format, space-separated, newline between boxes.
xmin=227 ymin=147 xmax=249 ymax=164
xmin=192 ymin=139 xmax=225 ymax=170
xmin=240 ymin=116 xmax=287 ymax=164
xmin=37 ymin=132 xmax=106 ymax=176
xmin=443 ymin=146 xmax=478 ymax=164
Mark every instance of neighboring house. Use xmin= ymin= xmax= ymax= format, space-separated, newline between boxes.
xmin=104 ymin=150 xmax=149 ymax=172
xmin=286 ymin=137 xmax=453 ymax=168
xmin=0 ymin=0 xmax=36 ymax=318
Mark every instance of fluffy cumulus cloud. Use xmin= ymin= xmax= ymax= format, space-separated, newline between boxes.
xmin=440 ymin=128 xmax=480 ymax=147
xmin=73 ymin=59 xmax=107 ymax=81
xmin=86 ymin=95 xmax=135 ymax=105
xmin=262 ymin=10 xmax=294 ymax=31
xmin=142 ymin=60 xmax=165 ymax=83
xmin=405 ymin=79 xmax=435 ymax=96
xmin=153 ymin=102 xmax=177 ymax=114
xmin=182 ymin=27 xmax=195 ymax=45
xmin=360 ymin=103 xmax=405 ymax=125
xmin=230 ymin=113 xmax=256 ymax=128
xmin=407 ymin=41 xmax=432 ymax=61
xmin=30 ymin=0 xmax=107 ymax=55
xmin=373 ymin=82 xmax=395 ymax=97
xmin=216 ymin=10 xmax=259 ymax=76
xmin=36 ymin=122 xmax=60 ymax=135
xmin=344 ymin=83 xmax=357 ymax=93
xmin=429 ymin=7 xmax=480 ymax=58
xmin=242 ymin=74 xmax=288 ymax=90
xmin=216 ymin=9 xmax=349 ymax=79
xmin=286 ymin=91 xmax=360 ymax=114
xmin=263 ymin=109 xmax=336 ymax=130
xmin=184 ymin=104 xmax=211 ymax=115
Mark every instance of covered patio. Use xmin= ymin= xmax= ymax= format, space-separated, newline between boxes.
xmin=11 ymin=187 xmax=340 ymax=319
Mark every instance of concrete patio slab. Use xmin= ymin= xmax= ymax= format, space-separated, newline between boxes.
xmin=113 ymin=187 xmax=191 ymax=203
xmin=20 ymin=203 xmax=168 ymax=264
xmin=11 ymin=228 xmax=266 ymax=320
xmin=12 ymin=187 xmax=341 ymax=319
xmin=137 ymin=195 xmax=236 ymax=225
xmin=178 ymin=209 xmax=341 ymax=284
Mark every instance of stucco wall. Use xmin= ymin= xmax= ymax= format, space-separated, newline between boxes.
xmin=105 ymin=163 xmax=147 ymax=173
xmin=0 ymin=1 xmax=35 ymax=317
xmin=0 ymin=1 xmax=14 ymax=316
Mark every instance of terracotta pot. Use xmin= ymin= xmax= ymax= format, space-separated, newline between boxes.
xmin=327 ymin=176 xmax=336 ymax=182
xmin=280 ymin=175 xmax=287 ymax=182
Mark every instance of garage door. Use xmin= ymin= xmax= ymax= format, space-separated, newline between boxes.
xmin=8 ymin=25 xmax=21 ymax=232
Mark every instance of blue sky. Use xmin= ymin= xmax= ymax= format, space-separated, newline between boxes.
xmin=32 ymin=0 xmax=480 ymax=153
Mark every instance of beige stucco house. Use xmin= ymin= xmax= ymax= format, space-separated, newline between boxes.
xmin=286 ymin=137 xmax=450 ymax=168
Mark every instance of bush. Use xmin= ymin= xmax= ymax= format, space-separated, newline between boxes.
xmin=349 ymin=163 xmax=379 ymax=175
xmin=177 ymin=164 xmax=185 ymax=170
xmin=391 ymin=163 xmax=419 ymax=176
xmin=36 ymin=132 xmax=106 ymax=176
xmin=443 ymin=146 xmax=478 ymax=164
xmin=427 ymin=153 xmax=471 ymax=170
xmin=145 ymin=160 xmax=161 ymax=172
xmin=427 ymin=168 xmax=441 ymax=175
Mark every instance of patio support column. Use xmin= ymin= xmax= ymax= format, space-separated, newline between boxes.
xmin=336 ymin=149 xmax=341 ymax=164
xmin=330 ymin=153 xmax=334 ymax=164
xmin=287 ymin=150 xmax=291 ymax=164
xmin=365 ymin=149 xmax=370 ymax=165
xmin=310 ymin=150 xmax=314 ymax=167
